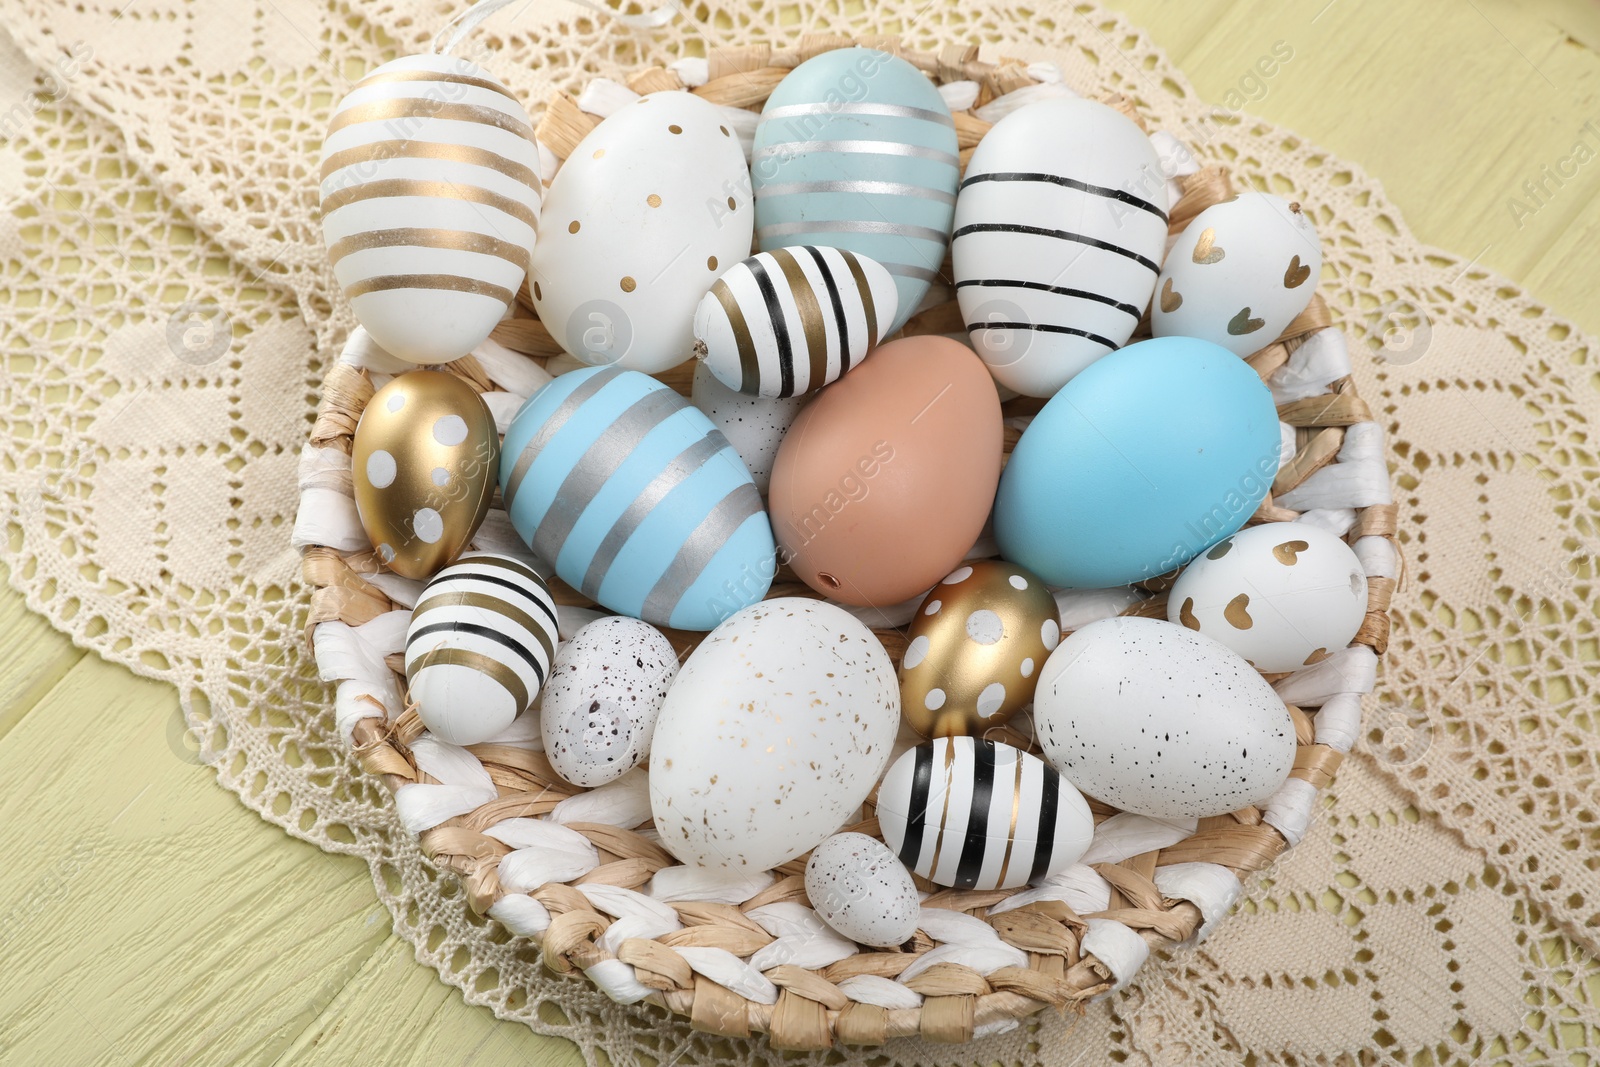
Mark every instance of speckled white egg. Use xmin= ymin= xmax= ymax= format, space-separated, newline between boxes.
xmin=1034 ymin=617 xmax=1296 ymax=819
xmin=542 ymin=616 xmax=679 ymax=788
xmin=804 ymin=833 xmax=919 ymax=947
xmin=1168 ymin=521 xmax=1367 ymax=673
xmin=649 ymin=598 xmax=900 ymax=870
xmin=689 ymin=362 xmax=805 ymax=493
xmin=530 ymin=91 xmax=753 ymax=373
xmin=1153 ymin=192 xmax=1322 ymax=357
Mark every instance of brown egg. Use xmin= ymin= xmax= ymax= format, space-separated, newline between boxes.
xmin=768 ymin=336 xmax=1002 ymax=606
xmin=899 ymin=560 xmax=1061 ymax=737
xmin=352 ymin=370 xmax=498 ymax=579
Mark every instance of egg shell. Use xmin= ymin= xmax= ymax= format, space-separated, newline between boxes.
xmin=649 ymin=598 xmax=899 ymax=870
xmin=542 ymin=616 xmax=678 ymax=787
xmin=953 ymin=98 xmax=1169 ymax=397
xmin=900 ymin=561 xmax=1060 ymax=737
xmin=804 ymin=833 xmax=919 ymax=947
xmin=404 ymin=553 xmax=559 ymax=745
xmin=499 ymin=367 xmax=774 ymax=631
xmin=753 ymin=48 xmax=958 ymax=333
xmin=1153 ymin=193 xmax=1321 ymax=357
xmin=353 ymin=370 xmax=499 ymax=579
xmin=768 ymin=336 xmax=1002 ymax=605
xmin=321 ymin=54 xmax=540 ymax=364
xmin=530 ymin=92 xmax=753 ymax=373
xmin=993 ymin=336 xmax=1280 ymax=588
xmin=693 ymin=246 xmax=900 ymax=398
xmin=1034 ymin=616 xmax=1296 ymax=819
xmin=689 ymin=362 xmax=806 ymax=493
xmin=1168 ymin=521 xmax=1367 ymax=673
xmin=876 ymin=737 xmax=1093 ymax=890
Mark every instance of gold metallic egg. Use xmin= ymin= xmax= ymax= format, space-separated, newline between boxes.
xmin=352 ymin=370 xmax=498 ymax=579
xmin=899 ymin=560 xmax=1061 ymax=738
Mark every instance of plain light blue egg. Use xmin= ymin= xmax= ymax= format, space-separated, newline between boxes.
xmin=993 ymin=337 xmax=1281 ymax=588
xmin=753 ymin=47 xmax=958 ymax=332
xmin=499 ymin=367 xmax=774 ymax=629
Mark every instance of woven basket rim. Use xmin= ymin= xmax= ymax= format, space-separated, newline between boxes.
xmin=301 ymin=34 xmax=1399 ymax=1050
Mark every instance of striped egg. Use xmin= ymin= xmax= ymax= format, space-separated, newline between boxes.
xmin=499 ymin=367 xmax=775 ymax=631
xmin=320 ymin=54 xmax=540 ymax=365
xmin=876 ymin=736 xmax=1094 ymax=890
xmin=953 ymin=98 xmax=1169 ymax=397
xmin=403 ymin=553 xmax=559 ymax=746
xmin=693 ymin=247 xmax=899 ymax=398
xmin=752 ymin=48 xmax=958 ymax=333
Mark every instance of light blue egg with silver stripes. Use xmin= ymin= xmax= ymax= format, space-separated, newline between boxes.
xmin=752 ymin=48 xmax=958 ymax=333
xmin=499 ymin=367 xmax=774 ymax=631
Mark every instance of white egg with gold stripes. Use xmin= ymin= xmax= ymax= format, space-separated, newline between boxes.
xmin=692 ymin=246 xmax=899 ymax=398
xmin=320 ymin=53 xmax=541 ymax=365
xmin=403 ymin=553 xmax=559 ymax=746
xmin=876 ymin=736 xmax=1094 ymax=891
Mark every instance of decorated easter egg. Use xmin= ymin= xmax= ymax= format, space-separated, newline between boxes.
xmin=404 ymin=553 xmax=559 ymax=745
xmin=1035 ymin=617 xmax=1296 ymax=819
xmin=542 ymin=616 xmax=678 ymax=787
xmin=353 ymin=370 xmax=498 ymax=579
xmin=876 ymin=737 xmax=1093 ymax=890
xmin=993 ymin=337 xmax=1280 ymax=588
xmin=953 ymin=97 xmax=1169 ymax=397
xmin=1153 ymin=193 xmax=1321 ymax=357
xmin=1169 ymin=521 xmax=1367 ymax=673
xmin=689 ymin=363 xmax=805 ymax=493
xmin=499 ymin=367 xmax=774 ymax=630
xmin=530 ymin=92 xmax=753 ymax=373
xmin=321 ymin=54 xmax=540 ymax=364
xmin=650 ymin=598 xmax=899 ymax=869
xmin=753 ymin=48 xmax=958 ymax=332
xmin=900 ymin=560 xmax=1060 ymax=737
xmin=693 ymin=247 xmax=899 ymax=398
xmin=805 ymin=833 xmax=919 ymax=947
xmin=768 ymin=336 xmax=1001 ymax=605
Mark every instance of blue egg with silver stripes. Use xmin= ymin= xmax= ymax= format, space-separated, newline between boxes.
xmin=499 ymin=367 xmax=774 ymax=631
xmin=752 ymin=48 xmax=958 ymax=333
xmin=953 ymin=97 xmax=1169 ymax=398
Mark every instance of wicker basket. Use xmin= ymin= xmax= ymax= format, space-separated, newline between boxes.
xmin=301 ymin=35 xmax=1397 ymax=1049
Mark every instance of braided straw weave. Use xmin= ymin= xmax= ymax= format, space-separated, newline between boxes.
xmin=300 ymin=36 xmax=1397 ymax=1049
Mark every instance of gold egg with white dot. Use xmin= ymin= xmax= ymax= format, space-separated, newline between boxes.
xmin=899 ymin=560 xmax=1060 ymax=738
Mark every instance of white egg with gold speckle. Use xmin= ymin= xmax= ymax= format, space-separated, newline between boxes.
xmin=530 ymin=92 xmax=754 ymax=373
xmin=1168 ymin=521 xmax=1367 ymax=673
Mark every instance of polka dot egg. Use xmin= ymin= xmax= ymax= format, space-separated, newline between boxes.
xmin=352 ymin=370 xmax=498 ymax=579
xmin=542 ymin=616 xmax=679 ymax=788
xmin=530 ymin=91 xmax=754 ymax=373
xmin=804 ymin=832 xmax=919 ymax=948
xmin=899 ymin=560 xmax=1060 ymax=737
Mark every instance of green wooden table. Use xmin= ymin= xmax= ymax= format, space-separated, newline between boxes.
xmin=2 ymin=1 xmax=1596 ymax=1062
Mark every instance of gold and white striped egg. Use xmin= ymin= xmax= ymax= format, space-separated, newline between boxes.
xmin=899 ymin=560 xmax=1060 ymax=738
xmin=693 ymin=247 xmax=899 ymax=398
xmin=320 ymin=53 xmax=541 ymax=365
xmin=404 ymin=553 xmax=559 ymax=746
xmin=352 ymin=371 xmax=498 ymax=580
xmin=530 ymin=91 xmax=754 ymax=374
xmin=1152 ymin=192 xmax=1321 ymax=357
xmin=1168 ymin=521 xmax=1367 ymax=673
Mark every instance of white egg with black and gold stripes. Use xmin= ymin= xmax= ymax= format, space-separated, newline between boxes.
xmin=692 ymin=246 xmax=900 ymax=398
xmin=403 ymin=552 xmax=559 ymax=746
xmin=320 ymin=53 xmax=541 ymax=365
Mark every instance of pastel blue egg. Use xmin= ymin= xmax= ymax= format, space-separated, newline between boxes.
xmin=499 ymin=367 xmax=774 ymax=630
xmin=752 ymin=48 xmax=958 ymax=333
xmin=993 ymin=337 xmax=1281 ymax=587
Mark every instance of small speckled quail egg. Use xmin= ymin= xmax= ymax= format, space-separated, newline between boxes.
xmin=689 ymin=362 xmax=805 ymax=493
xmin=542 ymin=616 xmax=679 ymax=788
xmin=804 ymin=833 xmax=920 ymax=947
xmin=1168 ymin=521 xmax=1368 ymax=673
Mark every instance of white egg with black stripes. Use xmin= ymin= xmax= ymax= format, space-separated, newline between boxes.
xmin=953 ymin=97 xmax=1169 ymax=397
xmin=403 ymin=552 xmax=560 ymax=746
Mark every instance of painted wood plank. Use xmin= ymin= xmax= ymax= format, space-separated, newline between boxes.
xmin=0 ymin=583 xmax=84 ymax=743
